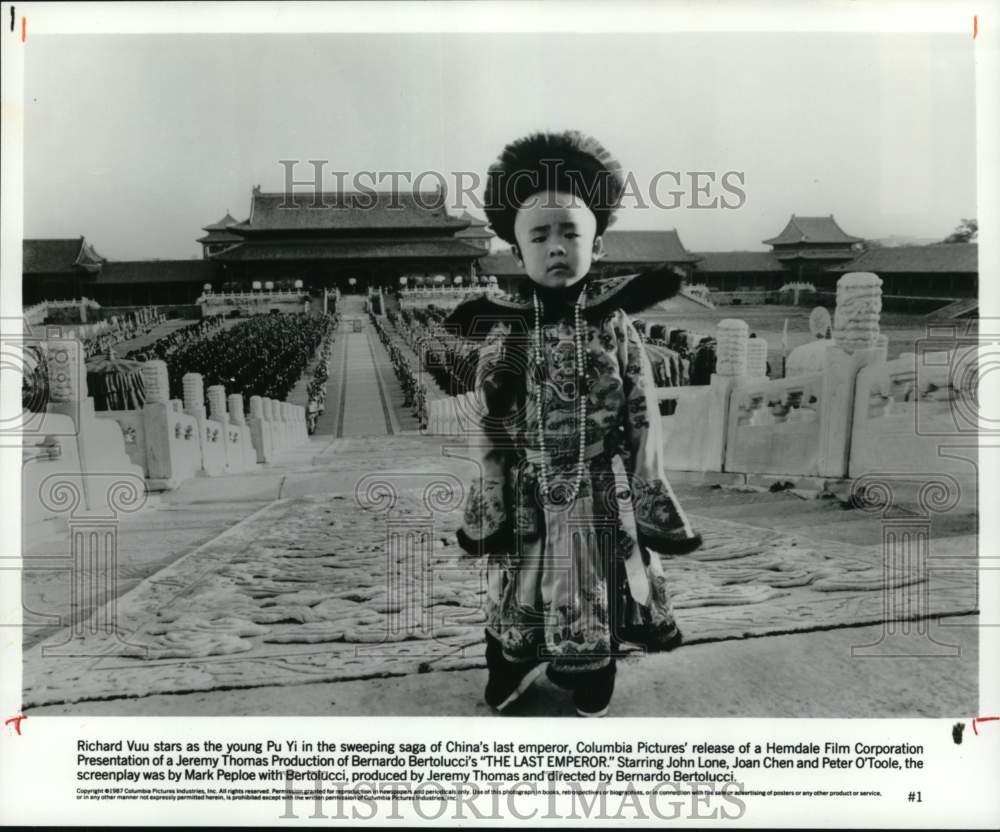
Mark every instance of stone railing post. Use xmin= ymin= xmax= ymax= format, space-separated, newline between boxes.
xmin=746 ymin=338 xmax=769 ymax=378
xmin=41 ymin=338 xmax=106 ymax=511
xmin=815 ymin=271 xmax=887 ymax=476
xmin=182 ymin=372 xmax=223 ymax=474
xmin=283 ymin=402 xmax=295 ymax=446
xmin=248 ymin=395 xmax=271 ymax=463
xmin=44 ymin=338 xmax=87 ymax=409
xmin=702 ymin=321 xmax=750 ymax=474
xmin=266 ymin=399 xmax=278 ymax=449
xmin=281 ymin=401 xmax=292 ymax=448
xmin=295 ymin=403 xmax=307 ymax=443
xmin=141 ymin=361 xmax=169 ymax=405
xmin=207 ymin=384 xmax=234 ymax=472
xmin=272 ymin=399 xmax=284 ymax=448
xmin=139 ymin=362 xmax=182 ymax=489
xmin=207 ymin=385 xmax=228 ymax=424
xmin=228 ymin=393 xmax=246 ymax=426
xmin=182 ymin=373 xmax=206 ymax=419
xmin=834 ymin=272 xmax=883 ymax=355
xmin=715 ymin=319 xmax=749 ymax=378
xmin=227 ymin=392 xmax=255 ymax=469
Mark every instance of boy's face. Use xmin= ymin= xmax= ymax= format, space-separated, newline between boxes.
xmin=512 ymin=190 xmax=602 ymax=289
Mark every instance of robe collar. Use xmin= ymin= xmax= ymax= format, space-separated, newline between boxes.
xmin=444 ymin=266 xmax=685 ymax=340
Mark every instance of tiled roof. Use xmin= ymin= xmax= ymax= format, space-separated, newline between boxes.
xmin=455 ymin=211 xmax=494 ymax=239
xmin=602 ymin=230 xmax=700 ymax=263
xmin=197 ymin=229 xmax=245 ymax=245
xmin=692 ymin=251 xmax=785 ymax=273
xmin=456 ymin=227 xmax=494 ymax=240
xmin=212 ymin=239 xmax=486 ymax=262
xmin=773 ymin=248 xmax=857 ymax=260
xmin=763 ymin=215 xmax=862 ymax=246
xmin=23 ymin=238 xmax=104 ymax=274
xmin=828 ymin=243 xmax=978 ymax=274
xmin=96 ymin=260 xmax=218 ymax=285
xmin=202 ymin=211 xmax=241 ymax=232
xmin=455 ymin=210 xmax=488 ymax=228
xmin=233 ymin=189 xmax=470 ymax=233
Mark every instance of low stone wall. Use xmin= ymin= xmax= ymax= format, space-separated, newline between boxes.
xmin=725 ymin=365 xmax=836 ymax=477
xmin=708 ymin=290 xmax=781 ymax=306
xmin=850 ymin=347 xmax=978 ymax=480
xmin=22 ymin=346 xmax=312 ymax=541
xmin=198 ymin=291 xmax=309 ymax=318
xmin=657 ymin=376 xmax=733 ymax=472
xmin=425 ymin=273 xmax=979 ymax=484
xmin=399 ymin=287 xmax=501 ymax=310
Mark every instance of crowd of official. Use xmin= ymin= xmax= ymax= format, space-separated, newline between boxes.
xmin=370 ymin=312 xmax=429 ymax=429
xmin=164 ymin=312 xmax=336 ymax=404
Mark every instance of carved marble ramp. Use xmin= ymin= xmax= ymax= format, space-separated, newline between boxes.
xmin=23 ymin=490 xmax=977 ymax=707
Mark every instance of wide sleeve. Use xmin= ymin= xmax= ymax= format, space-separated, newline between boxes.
xmin=615 ymin=309 xmax=702 ymax=555
xmin=454 ymin=322 xmax=518 ymax=557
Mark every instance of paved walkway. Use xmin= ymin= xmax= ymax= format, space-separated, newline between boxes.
xmin=307 ymin=296 xmax=405 ymax=438
xmin=338 ymin=326 xmax=396 ymax=437
xmin=309 ymin=298 xmax=420 ymax=437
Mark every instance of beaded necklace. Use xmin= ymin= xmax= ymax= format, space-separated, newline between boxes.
xmin=532 ymin=288 xmax=588 ymax=505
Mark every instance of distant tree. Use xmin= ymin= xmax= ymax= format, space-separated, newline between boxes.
xmin=942 ymin=218 xmax=978 ymax=244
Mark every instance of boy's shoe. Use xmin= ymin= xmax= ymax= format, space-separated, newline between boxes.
xmin=619 ymin=621 xmax=684 ymax=652
xmin=484 ymin=631 xmax=544 ymax=713
xmin=573 ymin=661 xmax=617 ymax=718
xmin=485 ymin=661 xmax=546 ymax=712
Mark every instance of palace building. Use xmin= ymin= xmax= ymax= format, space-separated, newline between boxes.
xmin=828 ymin=242 xmax=978 ymax=299
xmin=22 ymin=237 xmax=105 ymax=305
xmin=206 ymin=186 xmax=488 ymax=294
xmin=197 ymin=212 xmax=244 ymax=258
xmin=22 ymin=200 xmax=977 ymax=313
xmin=761 ymin=214 xmax=863 ymax=287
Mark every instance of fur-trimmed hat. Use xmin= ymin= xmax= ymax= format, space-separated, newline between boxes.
xmin=483 ymin=130 xmax=625 ymax=245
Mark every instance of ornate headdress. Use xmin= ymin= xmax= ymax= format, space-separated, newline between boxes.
xmin=483 ymin=130 xmax=625 ymax=245
xmin=449 ymin=131 xmax=682 ymax=340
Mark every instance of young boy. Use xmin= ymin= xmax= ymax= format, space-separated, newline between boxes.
xmin=448 ymin=131 xmax=702 ymax=717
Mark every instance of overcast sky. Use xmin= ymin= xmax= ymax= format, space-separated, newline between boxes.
xmin=24 ymin=32 xmax=976 ymax=260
